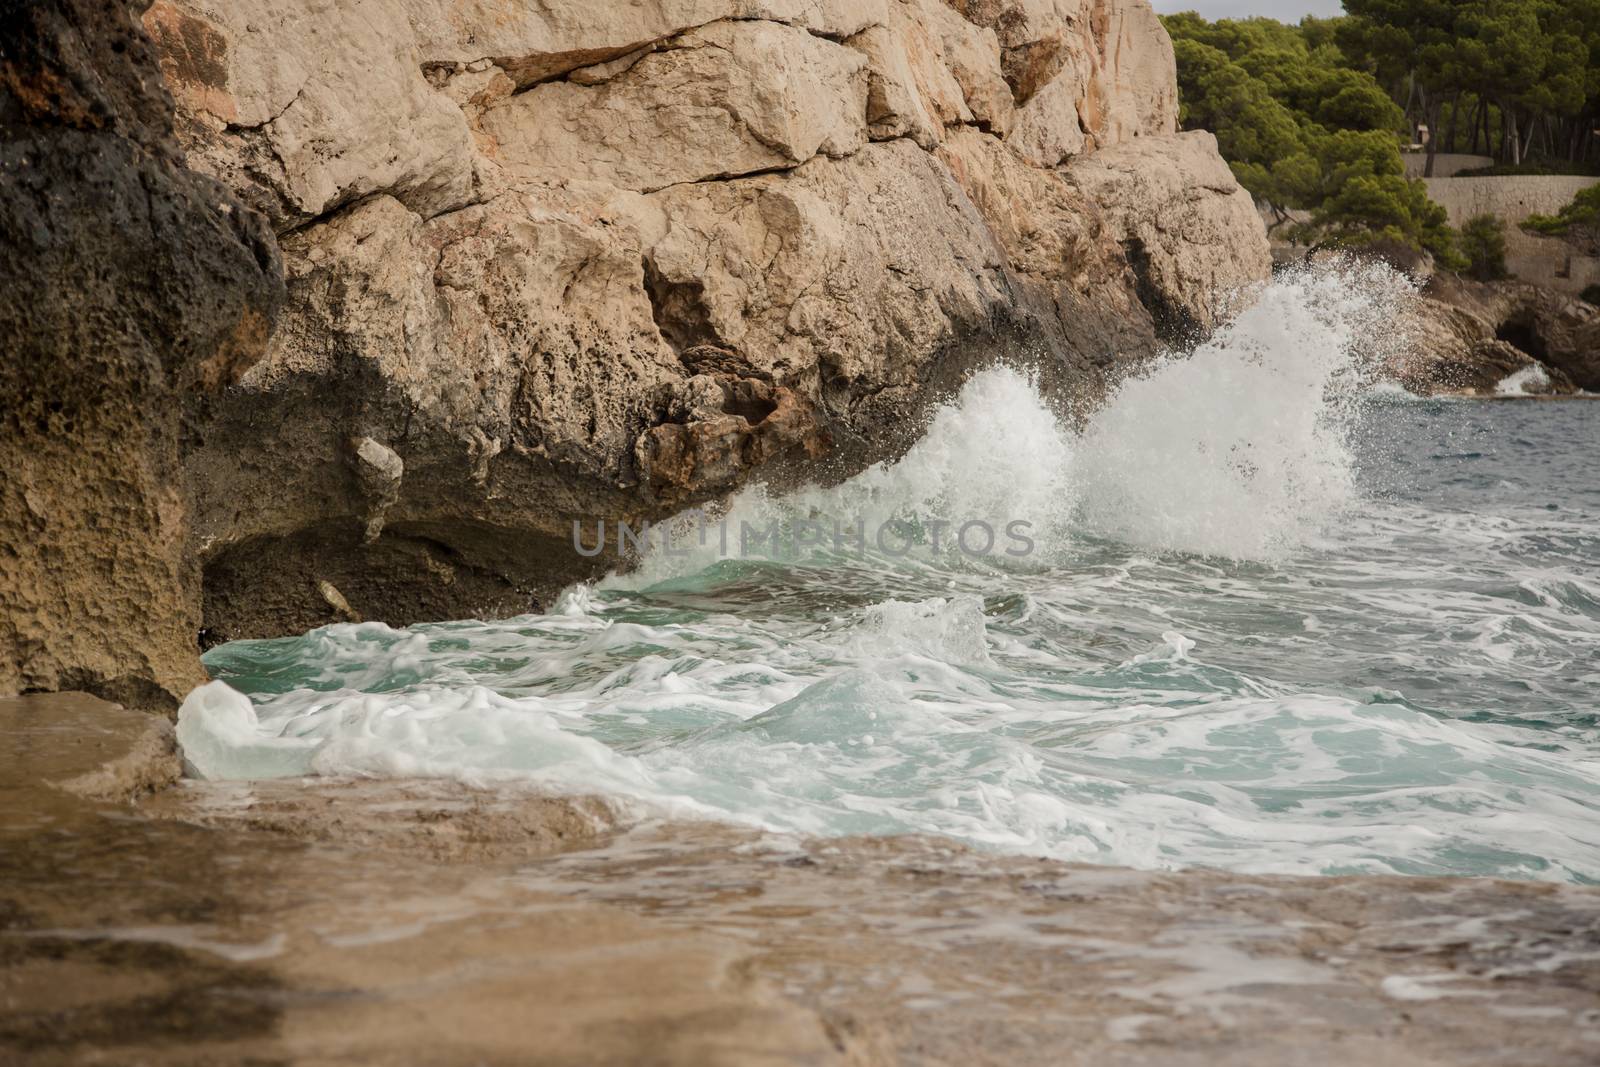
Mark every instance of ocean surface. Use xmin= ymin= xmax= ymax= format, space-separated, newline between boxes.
xmin=179 ymin=268 xmax=1600 ymax=884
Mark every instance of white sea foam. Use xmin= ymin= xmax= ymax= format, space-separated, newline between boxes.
xmin=1073 ymin=262 xmax=1407 ymax=559
xmin=1496 ymin=364 xmax=1553 ymax=397
xmin=178 ymin=264 xmax=1600 ymax=883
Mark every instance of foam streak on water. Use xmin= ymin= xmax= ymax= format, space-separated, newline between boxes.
xmin=179 ymin=265 xmax=1600 ymax=884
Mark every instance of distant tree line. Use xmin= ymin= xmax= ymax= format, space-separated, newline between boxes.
xmin=1338 ymin=0 xmax=1600 ymax=172
xmin=1162 ymin=2 xmax=1600 ymax=272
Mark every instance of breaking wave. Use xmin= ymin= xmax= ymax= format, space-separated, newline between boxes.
xmin=178 ymin=264 xmax=1600 ymax=884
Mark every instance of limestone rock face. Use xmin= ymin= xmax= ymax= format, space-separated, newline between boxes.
xmin=483 ymin=21 xmax=870 ymax=193
xmin=1471 ymin=285 xmax=1600 ymax=393
xmin=140 ymin=0 xmax=1270 ymax=639
xmin=1392 ymin=299 xmax=1574 ymax=397
xmin=1062 ymin=130 xmax=1270 ymax=338
xmin=954 ymin=0 xmax=1180 ymax=164
xmin=144 ymin=0 xmax=478 ymax=225
xmin=0 ymin=0 xmax=283 ymax=708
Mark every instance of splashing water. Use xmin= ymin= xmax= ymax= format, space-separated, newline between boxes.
xmin=1496 ymin=364 xmax=1553 ymax=398
xmin=179 ymin=265 xmax=1600 ymax=883
xmin=1076 ymin=264 xmax=1403 ymax=558
xmin=622 ymin=364 xmax=1079 ymax=587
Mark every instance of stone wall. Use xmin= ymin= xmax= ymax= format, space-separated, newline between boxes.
xmin=1402 ymin=153 xmax=1493 ymax=179
xmin=1423 ymin=175 xmax=1600 ymax=294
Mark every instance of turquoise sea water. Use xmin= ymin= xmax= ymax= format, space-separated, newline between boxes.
xmin=180 ymin=270 xmax=1600 ymax=883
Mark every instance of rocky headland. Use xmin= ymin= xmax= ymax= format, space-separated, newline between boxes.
xmin=5 ymin=0 xmax=1588 ymax=709
xmin=5 ymin=4 xmax=1600 ymax=1062
xmin=4 ymin=0 xmax=1277 ymax=710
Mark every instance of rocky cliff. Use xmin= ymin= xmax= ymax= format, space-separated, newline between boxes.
xmin=0 ymin=0 xmax=1270 ymax=706
xmin=146 ymin=0 xmax=1270 ymax=647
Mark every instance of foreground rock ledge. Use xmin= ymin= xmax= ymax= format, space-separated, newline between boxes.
xmin=4 ymin=693 xmax=1598 ymax=1066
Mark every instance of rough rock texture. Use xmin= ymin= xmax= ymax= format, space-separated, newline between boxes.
xmin=1063 ymin=130 xmax=1266 ymax=339
xmin=958 ymin=0 xmax=1179 ymax=163
xmin=0 ymin=0 xmax=1270 ymax=692
xmin=0 ymin=0 xmax=283 ymax=708
xmin=1441 ymin=279 xmax=1600 ymax=393
xmin=1392 ymin=299 xmax=1572 ymax=397
xmin=134 ymin=0 xmax=1269 ymax=642
xmin=482 ymin=20 xmax=872 ymax=192
xmin=1394 ymin=274 xmax=1600 ymax=396
xmin=156 ymin=778 xmax=624 ymax=862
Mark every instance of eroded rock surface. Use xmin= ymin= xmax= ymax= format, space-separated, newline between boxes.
xmin=0 ymin=0 xmax=283 ymax=708
xmin=1394 ymin=274 xmax=1600 ymax=396
xmin=1062 ymin=130 xmax=1266 ymax=340
xmin=144 ymin=0 xmax=1270 ymax=640
xmin=0 ymin=693 xmax=180 ymax=805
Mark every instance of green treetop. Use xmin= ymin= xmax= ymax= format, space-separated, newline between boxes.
xmin=1164 ymin=12 xmax=1456 ymax=263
